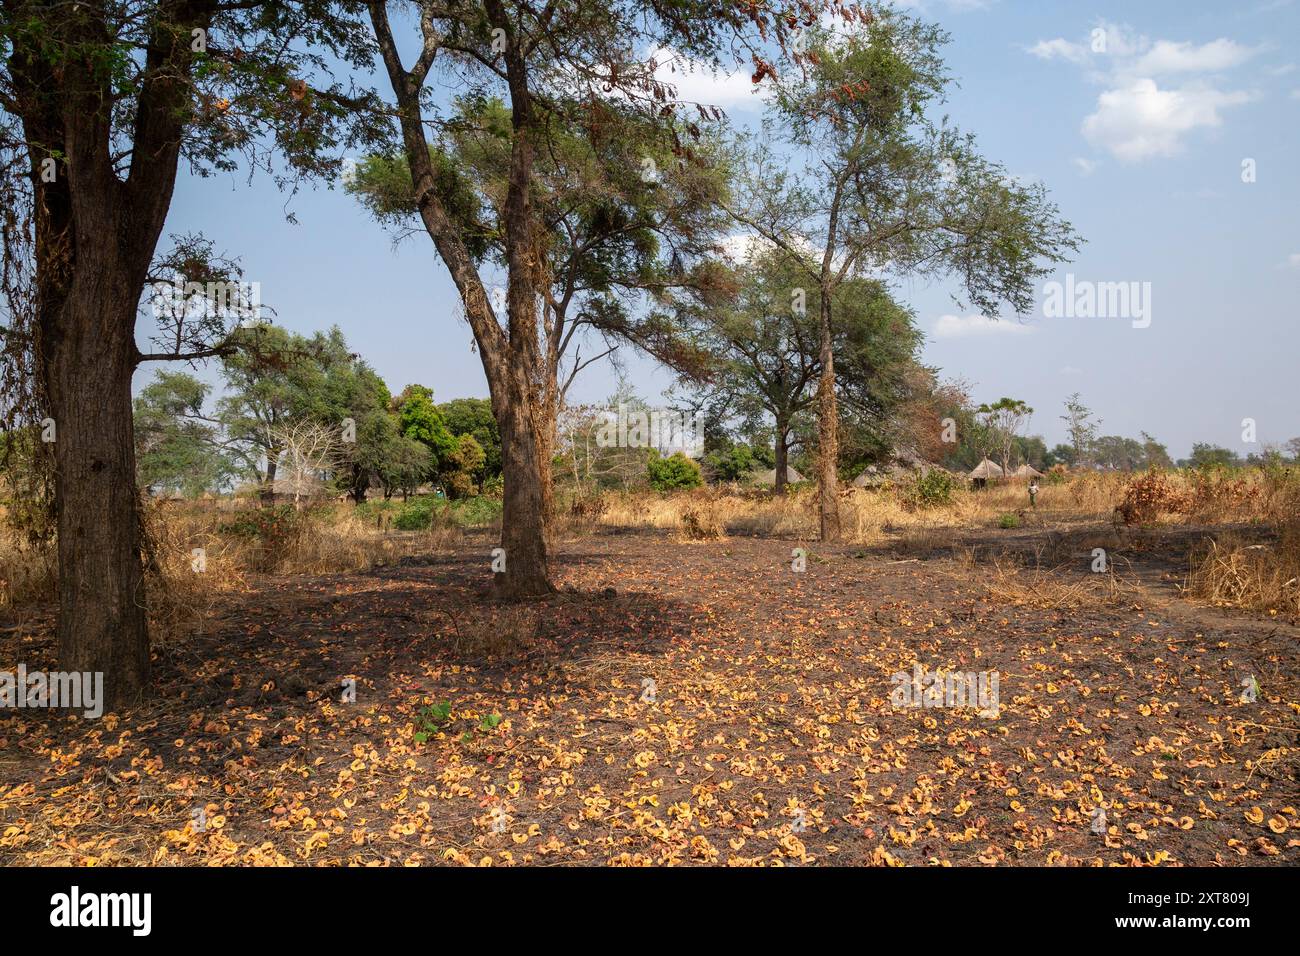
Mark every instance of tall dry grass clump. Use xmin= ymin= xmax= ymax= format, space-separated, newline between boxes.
xmin=0 ymin=532 xmax=55 ymax=609
xmin=1186 ymin=520 xmax=1300 ymax=615
xmin=1 ymin=500 xmax=460 ymax=633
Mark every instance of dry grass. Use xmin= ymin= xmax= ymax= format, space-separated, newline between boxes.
xmin=0 ymin=536 xmax=55 ymax=609
xmin=1185 ymin=521 xmax=1300 ymax=615
xmin=0 ymin=501 xmax=461 ymax=640
xmin=426 ymin=603 xmax=541 ymax=658
xmin=592 ymin=473 xmax=1127 ymax=546
xmin=969 ymin=553 xmax=1139 ymax=611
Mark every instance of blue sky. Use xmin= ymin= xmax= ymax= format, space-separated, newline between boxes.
xmin=149 ymin=0 xmax=1300 ymax=458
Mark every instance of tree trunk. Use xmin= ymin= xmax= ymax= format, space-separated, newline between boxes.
xmin=40 ymin=278 xmax=149 ymax=709
xmin=494 ymin=373 xmax=554 ymax=599
xmin=774 ymin=420 xmax=790 ymax=495
xmin=261 ymin=454 xmax=278 ymax=506
xmin=816 ymin=287 xmax=841 ymax=541
xmin=538 ymin=388 xmax=557 ymax=531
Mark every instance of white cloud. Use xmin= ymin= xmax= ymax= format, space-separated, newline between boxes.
xmin=1059 ymin=365 xmax=1083 ymax=376
xmin=1266 ymin=63 xmax=1296 ymax=76
xmin=1071 ymin=157 xmax=1097 ymax=176
xmin=1290 ymin=88 xmax=1300 ymax=100
xmin=1286 ymin=252 xmax=1300 ymax=269
xmin=1029 ymin=23 xmax=1258 ymax=163
xmin=1082 ymin=80 xmax=1255 ymax=162
xmin=1126 ymin=39 xmax=1257 ymax=77
xmin=649 ymin=47 xmax=760 ymax=110
xmin=933 ymin=314 xmax=1034 ymax=338
xmin=1027 ymin=38 xmax=1088 ymax=65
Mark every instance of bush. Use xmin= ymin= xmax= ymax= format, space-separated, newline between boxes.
xmin=394 ymin=498 xmax=435 ymax=530
xmin=219 ymin=505 xmax=311 ymax=553
xmin=681 ymin=502 xmax=724 ymax=539
xmin=901 ymin=469 xmax=957 ymax=509
xmin=1116 ymin=470 xmax=1189 ymax=525
xmin=997 ymin=513 xmax=1019 ymax=529
xmin=647 ymin=451 xmax=703 ymax=491
xmin=704 ymin=444 xmax=757 ymax=482
xmin=448 ymin=495 xmax=502 ymax=527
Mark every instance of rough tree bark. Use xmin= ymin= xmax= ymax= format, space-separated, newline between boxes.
xmin=815 ymin=282 xmax=841 ymax=541
xmin=12 ymin=4 xmax=204 ymax=706
xmin=369 ymin=1 xmax=555 ymax=598
xmin=774 ymin=418 xmax=790 ymax=495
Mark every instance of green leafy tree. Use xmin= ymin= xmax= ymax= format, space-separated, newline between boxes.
xmin=133 ymin=371 xmax=231 ymax=497
xmin=1187 ymin=443 xmax=1239 ymax=470
xmin=0 ymin=0 xmax=384 ymax=703
xmin=396 ymin=385 xmax=456 ymax=475
xmin=704 ymin=444 xmax=759 ymax=483
xmin=440 ymin=398 xmax=501 ymax=479
xmin=357 ymin=0 xmax=782 ymax=598
xmin=730 ymin=6 xmax=1081 ymax=540
xmin=685 ymin=248 xmax=922 ymax=492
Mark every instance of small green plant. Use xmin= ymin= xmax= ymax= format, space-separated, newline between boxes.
xmin=414 ymin=701 xmax=453 ymax=742
xmin=997 ymin=513 xmax=1019 ymax=529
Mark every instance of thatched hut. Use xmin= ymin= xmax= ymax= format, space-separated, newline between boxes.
xmin=968 ymin=458 xmax=1004 ymax=488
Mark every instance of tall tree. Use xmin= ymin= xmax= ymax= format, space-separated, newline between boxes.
xmin=976 ymin=397 xmax=1033 ymax=476
xmin=0 ymin=1 xmax=380 ymax=704
xmin=133 ymin=370 xmax=231 ymax=497
xmin=730 ymin=6 xmax=1080 ymax=539
xmin=685 ymin=246 xmax=920 ymax=493
xmin=1060 ymin=392 xmax=1099 ymax=465
xmin=359 ymin=0 xmax=784 ymax=597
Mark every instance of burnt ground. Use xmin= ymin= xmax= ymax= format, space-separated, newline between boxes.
xmin=1 ymin=525 xmax=1296 ymax=866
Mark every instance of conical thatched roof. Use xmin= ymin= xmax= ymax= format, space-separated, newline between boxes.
xmin=1014 ymin=463 xmax=1044 ymax=479
xmin=969 ymin=458 xmax=1005 ymax=479
xmin=749 ymin=465 xmax=804 ymax=486
xmin=852 ymin=462 xmax=918 ymax=487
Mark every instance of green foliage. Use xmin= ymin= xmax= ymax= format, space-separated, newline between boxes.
xmin=134 ymin=370 xmax=231 ymax=497
xmin=705 ymin=444 xmax=759 ymax=482
xmin=904 ymin=469 xmax=958 ymax=508
xmin=414 ymin=701 xmax=454 ymax=743
xmin=997 ymin=513 xmax=1020 ymax=529
xmin=387 ymin=494 xmax=502 ymax=531
xmin=396 ymin=385 xmax=456 ymax=469
xmin=647 ymin=451 xmax=703 ymax=491
xmin=439 ymin=397 xmax=500 ymax=478
xmin=393 ymin=498 xmax=435 ymax=531
xmin=1187 ymin=443 xmax=1239 ymax=470
xmin=444 ymin=433 xmax=487 ymax=499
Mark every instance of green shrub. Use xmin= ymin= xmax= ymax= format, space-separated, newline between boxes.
xmin=394 ymin=498 xmax=435 ymax=530
xmin=704 ymin=444 xmax=757 ymax=482
xmin=448 ymin=495 xmax=502 ymax=527
xmin=997 ymin=513 xmax=1019 ymax=529
xmin=902 ymin=469 xmax=957 ymax=508
xmin=647 ymin=451 xmax=703 ymax=491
